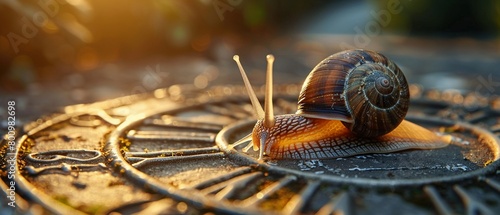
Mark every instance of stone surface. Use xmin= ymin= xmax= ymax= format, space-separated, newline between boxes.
xmin=1 ymin=36 xmax=500 ymax=214
xmin=1 ymin=82 xmax=499 ymax=214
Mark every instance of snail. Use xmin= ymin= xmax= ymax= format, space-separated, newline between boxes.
xmin=232 ymin=49 xmax=450 ymax=160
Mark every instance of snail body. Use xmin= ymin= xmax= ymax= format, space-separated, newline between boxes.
xmin=233 ymin=49 xmax=449 ymax=160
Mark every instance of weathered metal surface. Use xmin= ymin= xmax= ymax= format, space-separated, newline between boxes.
xmin=1 ymin=84 xmax=499 ymax=214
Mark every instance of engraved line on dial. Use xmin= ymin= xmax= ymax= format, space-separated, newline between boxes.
xmin=424 ymin=186 xmax=454 ymax=215
xmin=26 ymin=109 xmax=121 ymax=136
xmin=204 ymin=103 xmax=252 ymax=120
xmin=223 ymin=102 xmax=256 ymax=118
xmin=129 ymin=152 xmax=225 ymax=169
xmin=465 ymin=110 xmax=492 ymax=124
xmin=69 ymin=109 xmax=121 ymax=127
xmin=126 ymin=146 xmax=220 ymax=161
xmin=202 ymin=172 xmax=262 ymax=199
xmin=191 ymin=166 xmax=253 ymax=190
xmin=143 ymin=116 xmax=223 ymax=132
xmin=316 ymin=192 xmax=354 ymax=215
xmin=490 ymin=124 xmax=500 ymax=134
xmin=127 ymin=130 xmax=216 ymax=143
xmin=240 ymin=175 xmax=297 ymax=208
xmin=454 ymin=185 xmax=496 ymax=215
xmin=484 ymin=178 xmax=500 ymax=192
xmin=25 ymin=163 xmax=107 ymax=176
xmin=282 ymin=180 xmax=320 ymax=215
xmin=26 ymin=149 xmax=102 ymax=163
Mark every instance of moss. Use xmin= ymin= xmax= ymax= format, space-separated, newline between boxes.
xmin=19 ymin=137 xmax=35 ymax=156
xmin=118 ymin=137 xmax=131 ymax=153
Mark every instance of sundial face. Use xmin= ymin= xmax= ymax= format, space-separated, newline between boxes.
xmin=1 ymin=84 xmax=500 ymax=214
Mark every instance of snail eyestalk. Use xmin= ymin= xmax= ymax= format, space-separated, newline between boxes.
xmin=231 ymin=133 xmax=253 ymax=151
xmin=233 ymin=55 xmax=266 ymax=157
xmin=264 ymin=54 xmax=275 ymax=128
xmin=233 ymin=55 xmax=265 ymax=119
xmin=242 ymin=140 xmax=254 ymax=153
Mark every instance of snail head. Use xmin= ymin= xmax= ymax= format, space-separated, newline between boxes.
xmin=233 ymin=54 xmax=276 ymax=160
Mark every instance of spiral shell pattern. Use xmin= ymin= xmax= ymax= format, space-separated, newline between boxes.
xmin=297 ymin=49 xmax=409 ymax=137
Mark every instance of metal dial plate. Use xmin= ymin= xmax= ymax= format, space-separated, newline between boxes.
xmin=1 ymin=84 xmax=500 ymax=214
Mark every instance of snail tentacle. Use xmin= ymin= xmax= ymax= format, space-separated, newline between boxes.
xmin=264 ymin=54 xmax=275 ymax=128
xmin=231 ymin=133 xmax=253 ymax=149
xmin=233 ymin=55 xmax=265 ymax=119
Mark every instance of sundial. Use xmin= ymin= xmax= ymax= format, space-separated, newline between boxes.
xmin=1 ymin=83 xmax=500 ymax=214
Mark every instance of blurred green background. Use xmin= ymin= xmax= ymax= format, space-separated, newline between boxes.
xmin=1 ymin=0 xmax=499 ymax=89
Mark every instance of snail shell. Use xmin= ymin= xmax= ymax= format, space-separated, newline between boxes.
xmin=297 ymin=49 xmax=409 ymax=137
xmin=233 ymin=50 xmax=450 ymax=160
